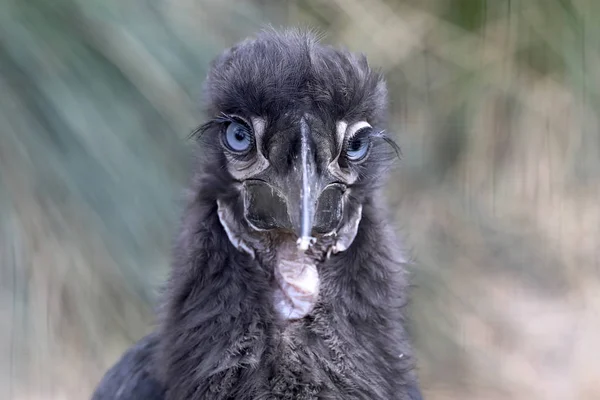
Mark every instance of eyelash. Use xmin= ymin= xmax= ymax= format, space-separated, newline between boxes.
xmin=346 ymin=127 xmax=372 ymax=144
xmin=215 ymin=114 xmax=249 ymax=128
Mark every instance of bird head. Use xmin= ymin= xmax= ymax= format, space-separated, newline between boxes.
xmin=193 ymin=29 xmax=399 ymax=319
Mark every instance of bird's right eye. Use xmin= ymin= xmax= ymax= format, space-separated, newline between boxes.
xmin=223 ymin=120 xmax=253 ymax=153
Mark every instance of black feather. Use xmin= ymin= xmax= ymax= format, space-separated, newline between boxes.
xmin=91 ymin=334 xmax=165 ymax=400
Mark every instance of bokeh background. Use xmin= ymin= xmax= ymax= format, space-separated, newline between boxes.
xmin=1 ymin=0 xmax=599 ymax=399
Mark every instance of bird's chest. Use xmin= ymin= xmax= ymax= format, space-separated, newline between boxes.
xmin=202 ymin=319 xmax=390 ymax=400
xmin=266 ymin=323 xmax=346 ymax=397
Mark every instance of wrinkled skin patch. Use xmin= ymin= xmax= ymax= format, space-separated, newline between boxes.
xmin=273 ymin=239 xmax=321 ymax=320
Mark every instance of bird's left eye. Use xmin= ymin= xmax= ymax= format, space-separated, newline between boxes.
xmin=223 ymin=120 xmax=253 ymax=153
xmin=346 ymin=131 xmax=371 ymax=162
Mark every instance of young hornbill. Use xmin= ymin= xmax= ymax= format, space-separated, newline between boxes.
xmin=91 ymin=28 xmax=422 ymax=400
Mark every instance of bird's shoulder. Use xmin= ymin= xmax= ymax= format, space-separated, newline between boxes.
xmin=407 ymin=382 xmax=424 ymax=400
xmin=91 ymin=332 xmax=165 ymax=400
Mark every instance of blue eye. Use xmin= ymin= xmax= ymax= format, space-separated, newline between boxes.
xmin=346 ymin=134 xmax=370 ymax=162
xmin=224 ymin=121 xmax=253 ymax=153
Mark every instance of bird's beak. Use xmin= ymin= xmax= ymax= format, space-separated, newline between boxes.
xmin=296 ymin=118 xmax=319 ymax=250
xmin=294 ymin=119 xmax=347 ymax=250
xmin=241 ymin=119 xmax=346 ymax=251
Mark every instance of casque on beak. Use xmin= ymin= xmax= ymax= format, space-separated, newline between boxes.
xmin=241 ymin=118 xmax=346 ymax=251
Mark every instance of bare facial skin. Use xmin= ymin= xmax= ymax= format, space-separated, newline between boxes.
xmin=217 ymin=119 xmax=371 ymax=320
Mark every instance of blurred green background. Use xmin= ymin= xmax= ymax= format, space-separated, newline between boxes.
xmin=1 ymin=0 xmax=599 ymax=399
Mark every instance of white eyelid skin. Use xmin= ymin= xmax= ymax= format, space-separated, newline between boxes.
xmin=346 ymin=121 xmax=372 ymax=139
xmin=225 ymin=116 xmax=270 ymax=180
xmin=335 ymin=121 xmax=348 ymax=153
xmin=328 ymin=120 xmax=371 ymax=184
xmin=251 ymin=116 xmax=266 ymax=138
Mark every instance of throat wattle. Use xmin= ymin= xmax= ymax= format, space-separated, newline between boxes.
xmin=272 ymin=239 xmax=321 ymax=320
